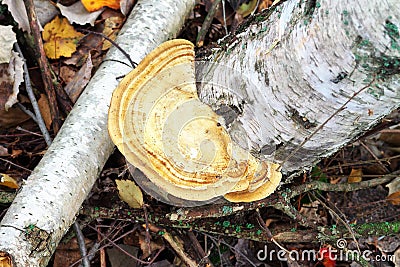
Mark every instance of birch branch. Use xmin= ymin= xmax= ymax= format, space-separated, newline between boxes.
xmin=0 ymin=0 xmax=195 ymax=266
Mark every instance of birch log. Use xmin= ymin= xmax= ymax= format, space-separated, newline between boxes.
xmin=196 ymin=0 xmax=400 ymax=176
xmin=0 ymin=0 xmax=195 ymax=266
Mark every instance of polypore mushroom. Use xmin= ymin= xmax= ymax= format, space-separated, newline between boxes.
xmin=108 ymin=39 xmax=281 ymax=205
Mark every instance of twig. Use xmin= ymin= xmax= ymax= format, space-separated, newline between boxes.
xmin=221 ymin=0 xmax=228 ymax=34
xmin=359 ymin=141 xmax=390 ymax=173
xmin=0 ymin=158 xmax=32 ymax=173
xmin=79 ymin=29 xmax=137 ymax=68
xmin=15 ymin=44 xmax=52 ymax=146
xmin=23 ymin=0 xmax=63 ymax=132
xmin=149 ymin=224 xmax=198 ymax=267
xmin=188 ymin=231 xmax=214 ymax=267
xmin=201 ymin=232 xmax=258 ymax=267
xmin=73 ymin=221 xmax=91 ymax=267
xmin=87 ymin=224 xmax=151 ymax=265
xmin=16 ymin=103 xmax=37 ymax=124
xmin=310 ymin=191 xmax=361 ymax=253
xmin=196 ymin=0 xmax=222 ymax=47
xmin=16 ymin=126 xmax=43 ymax=137
xmin=323 ymin=154 xmax=400 ymax=172
xmin=278 ymin=78 xmax=376 ymax=171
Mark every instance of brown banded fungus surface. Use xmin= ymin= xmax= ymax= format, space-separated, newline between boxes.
xmin=108 ymin=39 xmax=281 ymax=206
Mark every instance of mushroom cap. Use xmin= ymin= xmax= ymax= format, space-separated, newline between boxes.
xmin=108 ymin=39 xmax=281 ymax=205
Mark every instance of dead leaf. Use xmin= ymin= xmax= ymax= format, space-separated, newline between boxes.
xmin=11 ymin=149 xmax=23 ymax=158
xmin=380 ymin=129 xmax=400 ymax=146
xmin=386 ymin=177 xmax=400 ymax=205
xmin=102 ymin=15 xmax=124 ymax=50
xmin=106 ymin=245 xmax=139 ymax=267
xmin=205 ymin=0 xmax=234 ymax=26
xmin=0 ymin=173 xmax=19 ymax=189
xmin=386 ymin=176 xmax=400 ymax=195
xmin=120 ymin=0 xmax=136 ymax=15
xmin=0 ymin=35 xmax=27 ymax=128
xmin=3 ymin=0 xmax=59 ymax=32
xmin=257 ymin=0 xmax=273 ymax=11
xmin=57 ymin=1 xmax=104 ymax=26
xmin=387 ymin=191 xmax=400 ymax=205
xmin=115 ymin=179 xmax=143 ymax=208
xmin=82 ymin=0 xmax=121 ymax=12
xmin=42 ymin=16 xmax=84 ymax=59
xmin=0 ymin=27 xmax=24 ymax=112
xmin=53 ymin=238 xmax=93 ymax=267
xmin=64 ymin=54 xmax=93 ymax=103
xmin=0 ymin=26 xmax=17 ymax=64
xmin=0 ymin=251 xmax=12 ymax=267
xmin=0 ymin=106 xmax=30 ymax=129
xmin=348 ymin=168 xmax=363 ymax=183
xmin=38 ymin=94 xmax=52 ymax=130
xmin=0 ymin=146 xmax=8 ymax=157
xmin=138 ymin=232 xmax=163 ymax=258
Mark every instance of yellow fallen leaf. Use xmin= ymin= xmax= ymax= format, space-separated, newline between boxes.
xmin=0 ymin=173 xmax=19 ymax=189
xmin=348 ymin=168 xmax=362 ymax=183
xmin=42 ymin=16 xmax=84 ymax=59
xmin=82 ymin=0 xmax=121 ymax=12
xmin=115 ymin=179 xmax=143 ymax=208
xmin=387 ymin=191 xmax=400 ymax=205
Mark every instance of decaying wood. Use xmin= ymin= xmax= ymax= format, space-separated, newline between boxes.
xmin=0 ymin=0 xmax=399 ymax=265
xmin=0 ymin=0 xmax=195 ymax=266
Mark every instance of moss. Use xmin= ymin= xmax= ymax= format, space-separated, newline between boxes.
xmin=222 ymin=221 xmax=231 ymax=227
xmin=246 ymin=223 xmax=255 ymax=229
xmin=222 ymin=205 xmax=233 ymax=214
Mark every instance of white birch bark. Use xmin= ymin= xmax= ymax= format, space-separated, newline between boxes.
xmin=196 ymin=0 xmax=400 ymax=176
xmin=0 ymin=0 xmax=195 ymax=266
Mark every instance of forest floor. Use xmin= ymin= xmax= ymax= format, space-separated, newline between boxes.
xmin=0 ymin=1 xmax=399 ymax=266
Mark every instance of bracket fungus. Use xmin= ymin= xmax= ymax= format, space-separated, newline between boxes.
xmin=108 ymin=39 xmax=281 ymax=206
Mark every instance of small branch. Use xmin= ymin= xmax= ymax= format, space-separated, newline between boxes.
xmin=149 ymin=224 xmax=198 ymax=267
xmin=0 ymin=158 xmax=32 ymax=173
xmin=23 ymin=0 xmax=60 ymax=132
xmin=78 ymin=29 xmax=137 ymax=68
xmin=15 ymin=44 xmax=52 ymax=146
xmin=16 ymin=103 xmax=38 ymax=124
xmin=73 ymin=221 xmax=90 ymax=267
xmin=196 ymin=0 xmax=222 ymax=47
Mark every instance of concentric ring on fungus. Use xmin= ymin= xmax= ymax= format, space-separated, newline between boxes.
xmin=108 ymin=39 xmax=281 ymax=206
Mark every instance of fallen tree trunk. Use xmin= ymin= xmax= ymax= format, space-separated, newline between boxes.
xmin=196 ymin=0 xmax=400 ymax=176
xmin=0 ymin=0 xmax=195 ymax=266
xmin=0 ymin=0 xmax=399 ymax=265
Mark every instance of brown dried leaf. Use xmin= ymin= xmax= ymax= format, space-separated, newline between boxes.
xmin=53 ymin=238 xmax=93 ymax=267
xmin=115 ymin=179 xmax=143 ymax=208
xmin=64 ymin=54 xmax=93 ymax=103
xmin=138 ymin=233 xmax=163 ymax=258
xmin=38 ymin=94 xmax=52 ymax=130
xmin=387 ymin=191 xmax=400 ymax=205
xmin=348 ymin=168 xmax=363 ymax=183
xmin=0 ymin=146 xmax=8 ymax=156
xmin=0 ymin=173 xmax=19 ymax=189
xmin=102 ymin=15 xmax=124 ymax=50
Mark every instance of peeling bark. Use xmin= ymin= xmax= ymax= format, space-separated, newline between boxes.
xmin=0 ymin=0 xmax=195 ymax=266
